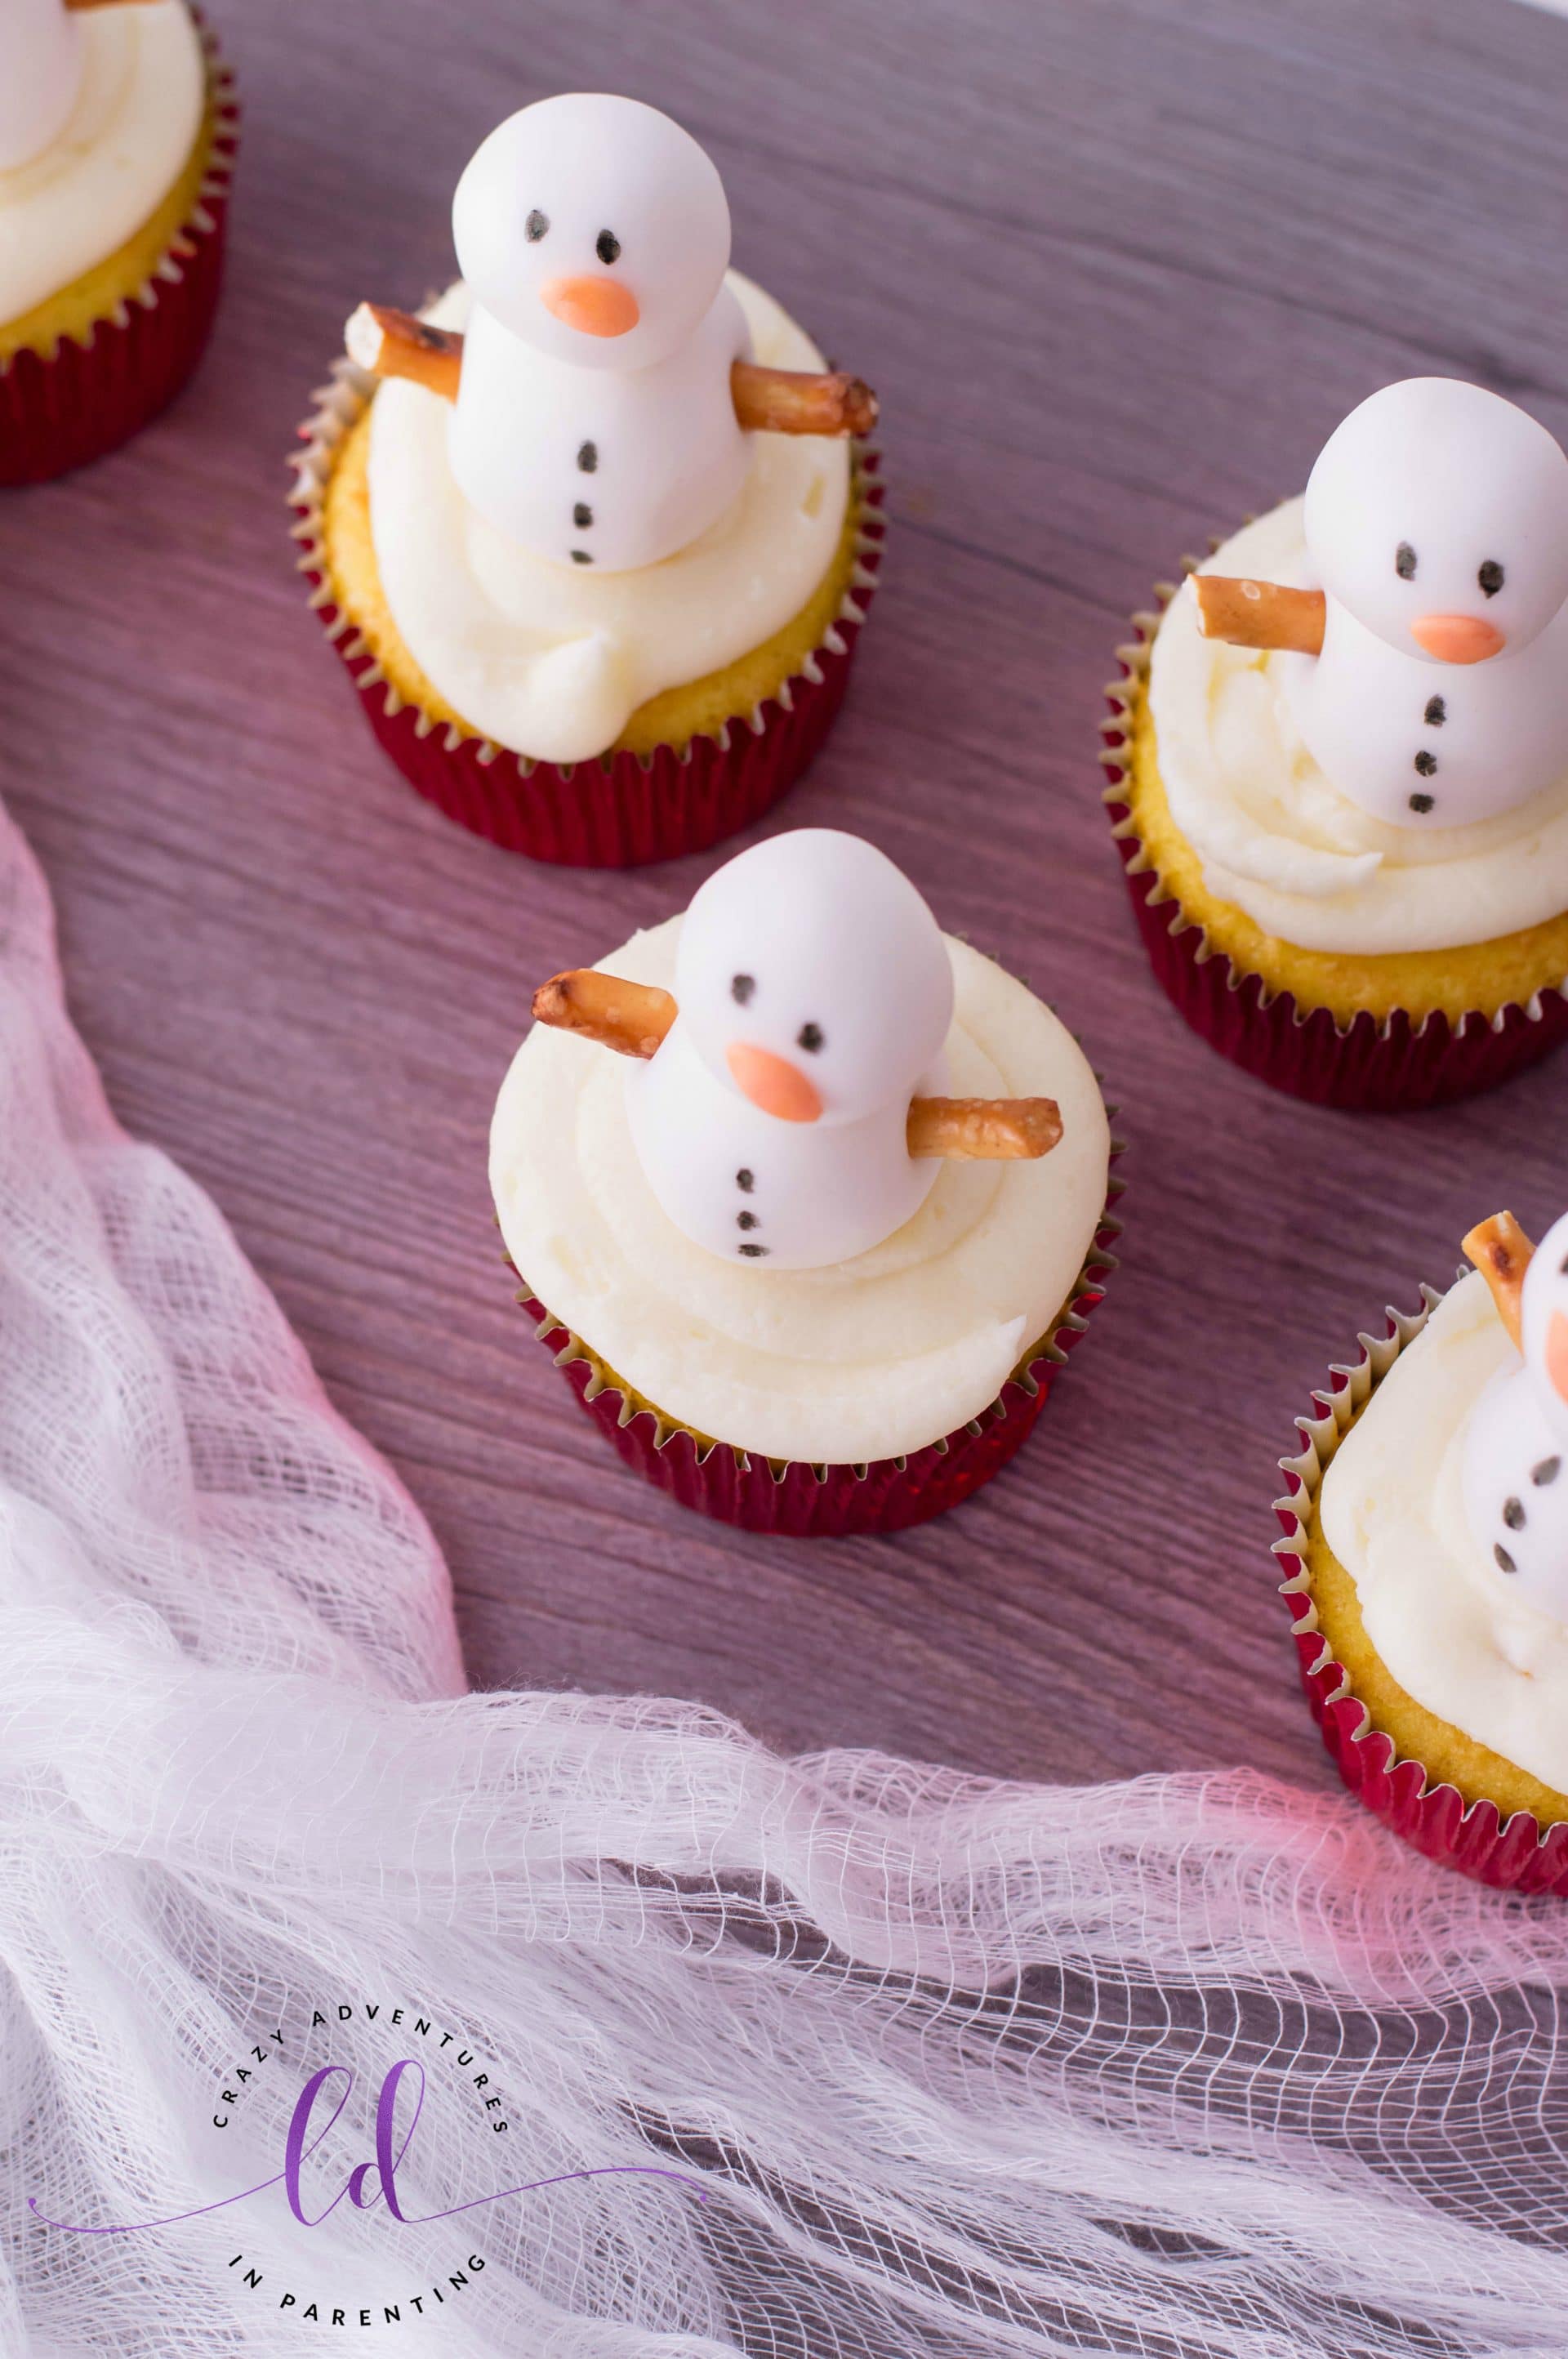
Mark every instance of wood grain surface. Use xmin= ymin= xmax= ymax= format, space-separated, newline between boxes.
xmin=5 ymin=0 xmax=1567 ymax=1799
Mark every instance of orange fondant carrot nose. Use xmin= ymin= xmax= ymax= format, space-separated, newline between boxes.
xmin=1410 ymin=613 xmax=1506 ymax=664
xmin=540 ymin=275 xmax=640 ymax=337
xmin=1547 ymin=1311 xmax=1568 ymax=1402
xmin=726 ymin=1043 xmax=822 ymax=1123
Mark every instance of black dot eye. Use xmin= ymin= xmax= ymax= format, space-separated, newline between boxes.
xmin=796 ymin=1023 xmax=824 ymax=1054
xmin=595 ymin=229 xmax=621 ymax=265
xmin=730 ymin=974 xmax=755 ymax=1006
xmin=1395 ymin=542 xmax=1417 ymax=581
xmin=525 ymin=209 xmax=550 ymax=243
xmin=1478 ymin=559 xmax=1504 ymax=599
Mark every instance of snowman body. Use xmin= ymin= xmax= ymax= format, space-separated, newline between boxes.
xmin=1283 ymin=594 xmax=1568 ymax=830
xmin=0 ymin=0 xmax=80 ymax=172
xmin=626 ymin=1023 xmax=947 ymax=1272
xmin=1463 ymin=1209 xmax=1568 ymax=1619
xmin=1462 ymin=1371 xmax=1568 ymax=1613
xmin=450 ymin=285 xmax=753 ymax=574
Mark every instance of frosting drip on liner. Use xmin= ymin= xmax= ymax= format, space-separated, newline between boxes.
xmin=1321 ymin=1271 xmax=1568 ymax=1795
xmin=490 ymin=917 xmax=1111 ymax=1465
xmin=367 ymin=275 xmax=851 ymax=766
xmin=0 ymin=1 xmax=204 ymax=324
xmin=1148 ymin=500 xmax=1568 ymax=957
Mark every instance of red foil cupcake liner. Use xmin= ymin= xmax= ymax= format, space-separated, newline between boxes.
xmin=290 ymin=365 xmax=884 ymax=867
xmin=0 ymin=14 xmax=236 ymax=488
xmin=1102 ymin=600 xmax=1568 ymax=1111
xmin=509 ymin=1175 xmax=1123 ymax=1538
xmin=1274 ymin=1289 xmax=1568 ymax=1893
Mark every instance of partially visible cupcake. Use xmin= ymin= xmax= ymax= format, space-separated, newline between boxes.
xmin=1 ymin=0 xmax=236 ymax=486
xmin=1276 ymin=1208 xmax=1568 ymax=1892
xmin=1105 ymin=378 xmax=1568 ymax=1109
xmin=491 ymin=829 xmax=1120 ymax=1534
xmin=292 ymin=93 xmax=881 ymax=867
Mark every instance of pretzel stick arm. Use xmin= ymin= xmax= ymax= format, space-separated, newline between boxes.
xmin=907 ymin=1097 xmax=1062 ymax=1161
xmin=1463 ymin=1211 xmax=1535 ymax=1351
xmin=1188 ymin=574 xmax=1325 ymax=656
xmin=343 ymin=314 xmax=877 ymax=439
xmin=730 ymin=361 xmax=878 ymax=437
xmin=528 ymin=983 xmax=1062 ymax=1166
xmin=345 ymin=304 xmax=464 ymax=400
xmin=531 ymin=971 xmax=676 ymax=1060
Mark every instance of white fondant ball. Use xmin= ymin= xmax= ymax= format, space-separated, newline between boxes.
xmin=1303 ymin=377 xmax=1568 ymax=662
xmin=452 ymin=92 xmax=731 ymax=373
xmin=674 ymin=830 xmax=955 ymax=1126
xmin=1463 ymin=1368 xmax=1568 ymax=1618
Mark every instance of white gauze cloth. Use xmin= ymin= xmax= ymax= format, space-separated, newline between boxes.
xmin=2 ymin=792 xmax=1568 ymax=2358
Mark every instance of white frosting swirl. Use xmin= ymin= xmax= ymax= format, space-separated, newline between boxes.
xmin=1321 ymin=1272 xmax=1568 ymax=1795
xmin=1148 ymin=501 xmax=1568 ymax=955
xmin=366 ymin=274 xmax=851 ymax=765
xmin=490 ymin=920 xmax=1111 ymax=1465
xmin=0 ymin=2 xmax=203 ymax=324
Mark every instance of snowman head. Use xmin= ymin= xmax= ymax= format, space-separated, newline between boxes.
xmin=674 ymin=832 xmax=954 ymax=1130
xmin=1519 ymin=1210 xmax=1568 ymax=1445
xmin=452 ymin=93 xmax=731 ymax=374
xmin=1303 ymin=378 xmax=1568 ymax=667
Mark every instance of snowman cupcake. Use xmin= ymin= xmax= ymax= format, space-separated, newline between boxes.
xmin=492 ymin=830 xmax=1120 ymax=1534
xmin=2 ymin=0 xmax=236 ymax=486
xmin=1105 ymin=379 xmax=1568 ymax=1108
xmin=1276 ymin=1209 xmax=1568 ymax=1892
xmin=292 ymin=94 xmax=883 ymax=867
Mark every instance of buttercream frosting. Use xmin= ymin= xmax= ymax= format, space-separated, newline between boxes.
xmin=1148 ymin=501 xmax=1568 ymax=956
xmin=1321 ymin=1271 xmax=1568 ymax=1795
xmin=0 ymin=1 xmax=203 ymax=324
xmin=490 ymin=919 xmax=1111 ymax=1465
xmin=366 ymin=274 xmax=850 ymax=765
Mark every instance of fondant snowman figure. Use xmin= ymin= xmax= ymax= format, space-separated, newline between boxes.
xmin=448 ymin=93 xmax=752 ymax=573
xmin=0 ymin=0 xmax=84 ymax=172
xmin=1284 ymin=378 xmax=1568 ymax=828
xmin=1463 ymin=1210 xmax=1568 ymax=1616
xmin=626 ymin=832 xmax=956 ymax=1270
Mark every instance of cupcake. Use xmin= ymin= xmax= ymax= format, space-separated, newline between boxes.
xmin=1 ymin=0 xmax=236 ymax=486
xmin=1104 ymin=377 xmax=1568 ymax=1108
xmin=291 ymin=93 xmax=882 ymax=867
xmin=1276 ymin=1209 xmax=1568 ymax=1892
xmin=491 ymin=829 xmax=1120 ymax=1534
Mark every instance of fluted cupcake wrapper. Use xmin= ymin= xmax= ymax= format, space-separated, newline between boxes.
xmin=0 ymin=13 xmax=236 ymax=488
xmin=507 ymin=1175 xmax=1123 ymax=1536
xmin=289 ymin=366 xmax=884 ymax=867
xmin=1102 ymin=593 xmax=1568 ymax=1111
xmin=1274 ymin=1291 xmax=1568 ymax=1894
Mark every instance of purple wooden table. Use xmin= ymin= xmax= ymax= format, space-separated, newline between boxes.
xmin=6 ymin=0 xmax=1567 ymax=1795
